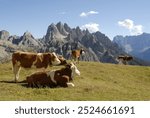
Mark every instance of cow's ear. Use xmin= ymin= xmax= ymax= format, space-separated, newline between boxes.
xmin=48 ymin=53 xmax=53 ymax=58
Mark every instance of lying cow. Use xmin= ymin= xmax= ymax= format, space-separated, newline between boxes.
xmin=26 ymin=62 xmax=80 ymax=88
xmin=12 ymin=51 xmax=67 ymax=82
xmin=71 ymin=49 xmax=85 ymax=63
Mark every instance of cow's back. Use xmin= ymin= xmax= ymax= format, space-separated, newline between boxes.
xmin=12 ymin=51 xmax=37 ymax=68
xmin=26 ymin=71 xmax=54 ymax=87
xmin=34 ymin=53 xmax=50 ymax=68
xmin=72 ymin=50 xmax=80 ymax=58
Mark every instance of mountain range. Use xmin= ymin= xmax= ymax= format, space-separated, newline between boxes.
xmin=113 ymin=33 xmax=150 ymax=62
xmin=0 ymin=22 xmax=149 ymax=65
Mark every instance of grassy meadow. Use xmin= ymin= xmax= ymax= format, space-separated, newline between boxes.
xmin=0 ymin=61 xmax=150 ymax=101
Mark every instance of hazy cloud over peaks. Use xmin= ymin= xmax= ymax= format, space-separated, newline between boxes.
xmin=81 ymin=23 xmax=100 ymax=33
xmin=118 ymin=19 xmax=143 ymax=35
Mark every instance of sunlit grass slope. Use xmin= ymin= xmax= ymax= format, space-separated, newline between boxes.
xmin=0 ymin=61 xmax=150 ymax=100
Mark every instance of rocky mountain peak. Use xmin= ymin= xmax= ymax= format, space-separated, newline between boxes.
xmin=47 ymin=23 xmax=59 ymax=35
xmin=64 ymin=23 xmax=71 ymax=32
xmin=75 ymin=26 xmax=83 ymax=36
xmin=23 ymin=31 xmax=35 ymax=39
xmin=0 ymin=30 xmax=10 ymax=40
xmin=56 ymin=22 xmax=68 ymax=36
xmin=1 ymin=22 xmax=148 ymax=65
xmin=18 ymin=31 xmax=40 ymax=47
xmin=44 ymin=23 xmax=67 ymax=44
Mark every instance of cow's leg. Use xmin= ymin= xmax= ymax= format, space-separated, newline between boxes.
xmin=77 ymin=57 xmax=80 ymax=64
xmin=71 ymin=56 xmax=76 ymax=63
xmin=13 ymin=64 xmax=21 ymax=82
xmin=70 ymin=55 xmax=73 ymax=61
xmin=67 ymin=82 xmax=75 ymax=87
xmin=27 ymin=83 xmax=32 ymax=88
xmin=59 ymin=82 xmax=68 ymax=87
xmin=73 ymin=57 xmax=77 ymax=64
xmin=34 ymin=82 xmax=40 ymax=88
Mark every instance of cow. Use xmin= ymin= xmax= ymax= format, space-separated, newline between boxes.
xmin=71 ymin=49 xmax=85 ymax=63
xmin=26 ymin=62 xmax=80 ymax=88
xmin=57 ymin=55 xmax=67 ymax=65
xmin=117 ymin=55 xmax=133 ymax=65
xmin=12 ymin=51 xmax=67 ymax=82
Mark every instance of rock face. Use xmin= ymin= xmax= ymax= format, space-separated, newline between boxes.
xmin=0 ymin=31 xmax=43 ymax=63
xmin=0 ymin=30 xmax=10 ymax=40
xmin=19 ymin=31 xmax=41 ymax=47
xmin=41 ymin=22 xmax=139 ymax=64
xmin=113 ymin=33 xmax=150 ymax=62
xmin=0 ymin=22 xmax=149 ymax=65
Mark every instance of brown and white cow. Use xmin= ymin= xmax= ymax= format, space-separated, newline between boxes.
xmin=71 ymin=49 xmax=85 ymax=63
xmin=117 ymin=55 xmax=133 ymax=65
xmin=26 ymin=62 xmax=80 ymax=88
xmin=12 ymin=51 xmax=67 ymax=82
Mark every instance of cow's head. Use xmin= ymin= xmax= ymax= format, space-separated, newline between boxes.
xmin=49 ymin=52 xmax=61 ymax=66
xmin=66 ymin=62 xmax=80 ymax=76
xmin=80 ymin=48 xmax=85 ymax=55
xmin=57 ymin=55 xmax=67 ymax=65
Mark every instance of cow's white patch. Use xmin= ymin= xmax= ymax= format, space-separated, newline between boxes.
xmin=71 ymin=63 xmax=80 ymax=75
xmin=47 ymin=70 xmax=57 ymax=84
xmin=81 ymin=50 xmax=85 ymax=55
xmin=74 ymin=66 xmax=80 ymax=76
xmin=37 ymin=53 xmax=43 ymax=62
xmin=13 ymin=61 xmax=21 ymax=82
xmin=51 ymin=53 xmax=61 ymax=65
xmin=51 ymin=59 xmax=61 ymax=65
xmin=67 ymin=82 xmax=75 ymax=87
xmin=37 ymin=53 xmax=43 ymax=56
xmin=32 ymin=53 xmax=44 ymax=68
xmin=16 ymin=61 xmax=21 ymax=66
xmin=70 ymin=63 xmax=80 ymax=79
xmin=32 ymin=59 xmax=37 ymax=68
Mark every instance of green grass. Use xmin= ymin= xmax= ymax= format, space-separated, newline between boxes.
xmin=0 ymin=61 xmax=150 ymax=101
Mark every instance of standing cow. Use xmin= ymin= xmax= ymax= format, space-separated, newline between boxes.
xmin=26 ymin=62 xmax=80 ymax=88
xmin=12 ymin=51 xmax=67 ymax=82
xmin=71 ymin=49 xmax=85 ymax=63
xmin=117 ymin=55 xmax=133 ymax=65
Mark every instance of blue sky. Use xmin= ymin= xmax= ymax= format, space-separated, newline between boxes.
xmin=0 ymin=0 xmax=150 ymax=40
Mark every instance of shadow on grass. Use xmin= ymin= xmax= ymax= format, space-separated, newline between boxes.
xmin=0 ymin=80 xmax=61 ymax=89
xmin=0 ymin=80 xmax=27 ymax=83
xmin=0 ymin=80 xmax=28 ymax=88
xmin=0 ymin=80 xmax=29 ymax=88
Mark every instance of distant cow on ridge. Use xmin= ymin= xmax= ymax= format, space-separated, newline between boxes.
xmin=71 ymin=49 xmax=85 ymax=63
xmin=12 ymin=51 xmax=67 ymax=82
xmin=26 ymin=62 xmax=80 ymax=88
xmin=117 ymin=55 xmax=133 ymax=65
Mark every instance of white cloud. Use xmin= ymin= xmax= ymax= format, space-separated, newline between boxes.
xmin=131 ymin=25 xmax=143 ymax=35
xmin=80 ymin=10 xmax=99 ymax=17
xmin=80 ymin=12 xmax=86 ymax=17
xmin=81 ymin=23 xmax=100 ymax=33
xmin=118 ymin=19 xmax=133 ymax=29
xmin=118 ymin=19 xmax=143 ymax=35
